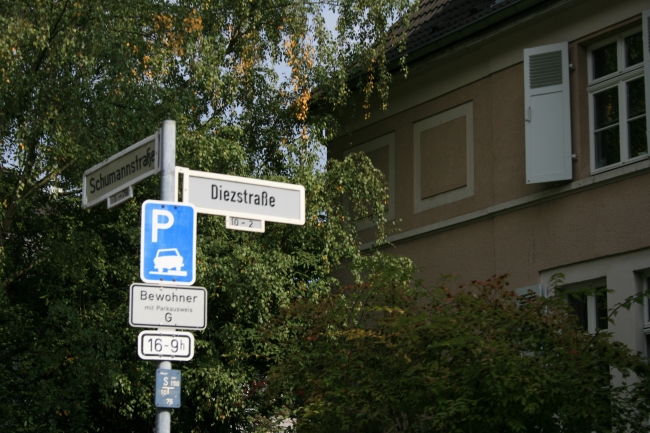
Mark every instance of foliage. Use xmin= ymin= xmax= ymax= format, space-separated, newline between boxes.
xmin=0 ymin=0 xmax=412 ymax=431
xmin=266 ymin=264 xmax=650 ymax=433
xmin=8 ymin=1 xmax=644 ymax=432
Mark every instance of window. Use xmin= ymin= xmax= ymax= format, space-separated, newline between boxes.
xmin=515 ymin=284 xmax=547 ymax=310
xmin=565 ymin=282 xmax=608 ymax=334
xmin=643 ymin=274 xmax=650 ymax=358
xmin=588 ymin=29 xmax=647 ymax=172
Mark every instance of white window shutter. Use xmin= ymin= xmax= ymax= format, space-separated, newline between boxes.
xmin=515 ymin=284 xmax=547 ymax=298
xmin=523 ymin=42 xmax=572 ymax=184
xmin=643 ymin=9 xmax=650 ymax=149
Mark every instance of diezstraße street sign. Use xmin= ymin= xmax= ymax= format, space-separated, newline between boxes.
xmin=140 ymin=200 xmax=196 ymax=285
xmin=176 ymin=167 xmax=305 ymax=226
xmin=82 ymin=133 xmax=160 ymax=208
xmin=129 ymin=283 xmax=207 ymax=330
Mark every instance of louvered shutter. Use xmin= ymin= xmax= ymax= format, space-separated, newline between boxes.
xmin=515 ymin=284 xmax=547 ymax=298
xmin=523 ymin=42 xmax=572 ymax=184
xmin=643 ymin=9 xmax=650 ymax=149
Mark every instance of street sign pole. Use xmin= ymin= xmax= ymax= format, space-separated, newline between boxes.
xmin=156 ymin=120 xmax=176 ymax=433
xmin=160 ymin=120 xmax=176 ymax=203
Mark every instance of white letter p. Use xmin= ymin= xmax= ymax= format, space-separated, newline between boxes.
xmin=152 ymin=209 xmax=174 ymax=242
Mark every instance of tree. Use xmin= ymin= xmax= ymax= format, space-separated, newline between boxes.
xmin=266 ymin=262 xmax=650 ymax=433
xmin=0 ymin=0 xmax=412 ymax=431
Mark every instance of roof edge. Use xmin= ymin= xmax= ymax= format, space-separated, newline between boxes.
xmin=387 ymin=0 xmax=551 ymax=72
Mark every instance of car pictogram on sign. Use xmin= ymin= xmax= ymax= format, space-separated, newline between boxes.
xmin=141 ymin=200 xmax=196 ymax=285
xmin=152 ymin=248 xmax=186 ymax=275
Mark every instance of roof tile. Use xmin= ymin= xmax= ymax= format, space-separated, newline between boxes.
xmin=387 ymin=0 xmax=527 ymax=63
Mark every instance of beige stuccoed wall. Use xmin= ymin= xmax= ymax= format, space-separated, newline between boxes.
xmin=388 ymin=171 xmax=650 ymax=289
xmin=330 ymin=62 xmax=564 ymax=246
xmin=328 ymin=0 xmax=650 ymax=290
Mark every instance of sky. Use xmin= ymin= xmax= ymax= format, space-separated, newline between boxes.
xmin=274 ymin=7 xmax=339 ymax=82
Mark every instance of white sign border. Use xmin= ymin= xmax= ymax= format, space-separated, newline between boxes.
xmin=82 ymin=132 xmax=160 ymax=209
xmin=137 ymin=330 xmax=195 ymax=361
xmin=140 ymin=200 xmax=197 ymax=286
xmin=176 ymin=167 xmax=305 ymax=226
xmin=129 ymin=283 xmax=207 ymax=330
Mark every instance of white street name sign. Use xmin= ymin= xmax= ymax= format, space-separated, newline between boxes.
xmin=129 ymin=283 xmax=207 ymax=330
xmin=177 ymin=167 xmax=305 ymax=225
xmin=138 ymin=330 xmax=195 ymax=361
xmin=82 ymin=132 xmax=160 ymax=208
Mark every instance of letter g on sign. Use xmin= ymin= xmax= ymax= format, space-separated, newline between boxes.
xmin=165 ymin=312 xmax=172 ymax=322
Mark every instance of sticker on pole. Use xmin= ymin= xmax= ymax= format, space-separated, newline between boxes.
xmin=155 ymin=369 xmax=181 ymax=408
xmin=141 ymin=200 xmax=196 ymax=285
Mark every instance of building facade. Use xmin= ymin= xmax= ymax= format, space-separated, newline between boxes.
xmin=329 ymin=0 xmax=650 ymax=354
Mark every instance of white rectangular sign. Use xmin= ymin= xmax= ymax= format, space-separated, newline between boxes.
xmin=138 ymin=330 xmax=195 ymax=361
xmin=82 ymin=132 xmax=160 ymax=208
xmin=129 ymin=283 xmax=207 ymax=330
xmin=225 ymin=216 xmax=265 ymax=233
xmin=177 ymin=167 xmax=305 ymax=225
xmin=107 ymin=186 xmax=133 ymax=209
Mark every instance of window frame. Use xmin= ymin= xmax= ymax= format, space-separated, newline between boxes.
xmin=640 ymin=271 xmax=650 ymax=358
xmin=643 ymin=273 xmax=650 ymax=333
xmin=563 ymin=279 xmax=608 ymax=335
xmin=587 ymin=27 xmax=646 ymax=174
xmin=413 ymin=101 xmax=474 ymax=213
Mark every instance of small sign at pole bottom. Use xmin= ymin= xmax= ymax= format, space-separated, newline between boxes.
xmin=155 ymin=369 xmax=181 ymax=408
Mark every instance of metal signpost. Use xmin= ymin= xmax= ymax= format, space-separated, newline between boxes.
xmin=82 ymin=133 xmax=160 ymax=208
xmin=82 ymin=119 xmax=306 ymax=433
xmin=153 ymin=121 xmax=178 ymax=433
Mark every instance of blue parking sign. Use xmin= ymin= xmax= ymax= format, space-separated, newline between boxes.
xmin=141 ymin=200 xmax=196 ymax=285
